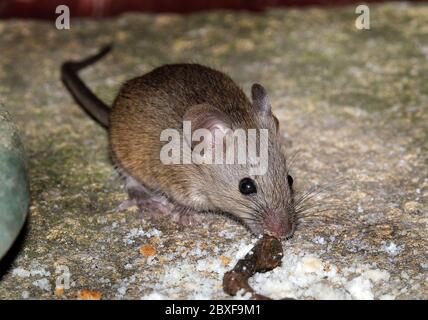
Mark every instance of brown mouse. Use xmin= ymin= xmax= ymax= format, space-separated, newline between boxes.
xmin=61 ymin=45 xmax=296 ymax=239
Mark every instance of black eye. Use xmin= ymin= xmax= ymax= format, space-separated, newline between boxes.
xmin=287 ymin=174 xmax=294 ymax=187
xmin=239 ymin=178 xmax=257 ymax=195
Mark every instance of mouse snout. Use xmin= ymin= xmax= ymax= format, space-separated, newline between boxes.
xmin=263 ymin=209 xmax=295 ymax=239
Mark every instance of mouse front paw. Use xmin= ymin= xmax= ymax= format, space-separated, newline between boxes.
xmin=171 ymin=208 xmax=203 ymax=227
xmin=138 ymin=198 xmax=203 ymax=227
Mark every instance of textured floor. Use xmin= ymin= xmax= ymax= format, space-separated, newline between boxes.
xmin=0 ymin=3 xmax=427 ymax=299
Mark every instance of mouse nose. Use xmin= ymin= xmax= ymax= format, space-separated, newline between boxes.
xmin=263 ymin=209 xmax=295 ymax=239
xmin=270 ymin=220 xmax=294 ymax=239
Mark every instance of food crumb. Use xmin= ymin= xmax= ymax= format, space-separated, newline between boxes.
xmin=139 ymin=244 xmax=156 ymax=257
xmin=220 ymin=255 xmax=231 ymax=267
xmin=78 ymin=290 xmax=102 ymax=300
xmin=55 ymin=286 xmax=65 ymax=297
xmin=345 ymin=276 xmax=374 ymax=300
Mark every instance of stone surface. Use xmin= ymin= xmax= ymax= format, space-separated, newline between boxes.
xmin=0 ymin=105 xmax=29 ymax=260
xmin=0 ymin=3 xmax=427 ymax=299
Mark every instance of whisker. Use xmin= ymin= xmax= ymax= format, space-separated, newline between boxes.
xmin=285 ymin=149 xmax=302 ymax=173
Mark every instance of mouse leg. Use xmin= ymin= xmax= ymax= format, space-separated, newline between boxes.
xmin=117 ymin=179 xmax=162 ymax=220
xmin=170 ymin=205 xmax=203 ymax=227
xmin=116 ymin=176 xmax=152 ymax=212
xmin=138 ymin=196 xmax=203 ymax=227
xmin=117 ymin=176 xmax=169 ymax=219
xmin=117 ymin=176 xmax=202 ymax=226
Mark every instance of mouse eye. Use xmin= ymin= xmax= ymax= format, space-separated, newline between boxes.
xmin=287 ymin=174 xmax=294 ymax=187
xmin=239 ymin=177 xmax=257 ymax=195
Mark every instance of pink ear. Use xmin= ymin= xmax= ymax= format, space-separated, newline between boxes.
xmin=183 ymin=104 xmax=231 ymax=148
xmin=251 ymin=83 xmax=272 ymax=115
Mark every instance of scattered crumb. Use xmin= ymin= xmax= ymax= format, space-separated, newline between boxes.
xmin=313 ymin=236 xmax=326 ymax=245
xmin=220 ymin=255 xmax=231 ymax=267
xmin=78 ymin=290 xmax=102 ymax=300
xmin=139 ymin=244 xmax=157 ymax=257
xmin=141 ymin=291 xmax=168 ymax=300
xmin=345 ymin=276 xmax=373 ymax=300
xmin=234 ymin=289 xmax=253 ymax=300
xmin=295 ymin=256 xmax=324 ymax=274
xmin=381 ymin=241 xmax=404 ymax=257
xmin=32 ymin=278 xmax=52 ymax=292
xmin=363 ymin=269 xmax=390 ymax=283
xmin=12 ymin=268 xmax=31 ymax=278
xmin=55 ymin=286 xmax=65 ymax=297
xmin=124 ymin=227 xmax=163 ymax=245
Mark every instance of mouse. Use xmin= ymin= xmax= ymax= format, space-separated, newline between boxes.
xmin=61 ymin=45 xmax=296 ymax=239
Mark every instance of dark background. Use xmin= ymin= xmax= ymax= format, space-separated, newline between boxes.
xmin=0 ymin=0 xmax=425 ymax=19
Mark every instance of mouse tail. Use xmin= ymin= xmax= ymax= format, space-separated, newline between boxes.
xmin=61 ymin=45 xmax=112 ymax=128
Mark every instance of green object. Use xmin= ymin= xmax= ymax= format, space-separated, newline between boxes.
xmin=0 ymin=105 xmax=29 ymax=260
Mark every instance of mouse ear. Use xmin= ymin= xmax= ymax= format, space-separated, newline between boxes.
xmin=251 ymin=83 xmax=272 ymax=116
xmin=183 ymin=104 xmax=232 ymax=150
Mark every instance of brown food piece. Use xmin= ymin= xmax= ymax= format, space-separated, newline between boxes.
xmin=223 ymin=234 xmax=284 ymax=300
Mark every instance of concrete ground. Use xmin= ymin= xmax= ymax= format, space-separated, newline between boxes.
xmin=0 ymin=3 xmax=427 ymax=299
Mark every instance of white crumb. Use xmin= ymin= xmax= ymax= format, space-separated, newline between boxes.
xmin=234 ymin=289 xmax=253 ymax=300
xmin=363 ymin=269 xmax=390 ymax=283
xmin=313 ymin=236 xmax=326 ymax=245
xmin=141 ymin=291 xmax=169 ymax=300
xmin=123 ymin=227 xmax=163 ymax=245
xmin=345 ymin=276 xmax=373 ymax=300
xmin=381 ymin=241 xmax=404 ymax=257
xmin=32 ymin=278 xmax=52 ymax=292
xmin=12 ymin=268 xmax=31 ymax=278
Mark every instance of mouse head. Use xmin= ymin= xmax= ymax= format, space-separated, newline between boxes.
xmin=184 ymin=84 xmax=295 ymax=239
